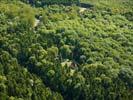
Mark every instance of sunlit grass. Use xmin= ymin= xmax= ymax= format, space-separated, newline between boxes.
xmin=81 ymin=0 xmax=133 ymax=13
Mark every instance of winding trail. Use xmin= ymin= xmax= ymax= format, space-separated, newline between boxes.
xmin=34 ymin=19 xmax=40 ymax=27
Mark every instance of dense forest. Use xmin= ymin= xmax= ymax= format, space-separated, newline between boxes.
xmin=0 ymin=0 xmax=133 ymax=100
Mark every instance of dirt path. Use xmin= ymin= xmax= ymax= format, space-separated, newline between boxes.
xmin=33 ymin=19 xmax=40 ymax=27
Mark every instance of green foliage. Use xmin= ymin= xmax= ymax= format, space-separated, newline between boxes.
xmin=0 ymin=0 xmax=133 ymax=100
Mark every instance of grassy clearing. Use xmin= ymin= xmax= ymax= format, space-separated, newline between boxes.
xmin=81 ymin=0 xmax=133 ymax=13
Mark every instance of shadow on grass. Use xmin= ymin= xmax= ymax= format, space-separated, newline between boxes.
xmin=30 ymin=2 xmax=93 ymax=9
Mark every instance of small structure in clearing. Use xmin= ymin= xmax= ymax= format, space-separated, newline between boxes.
xmin=79 ymin=7 xmax=87 ymax=13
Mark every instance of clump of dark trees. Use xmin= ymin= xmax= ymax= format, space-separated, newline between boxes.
xmin=21 ymin=0 xmax=80 ymax=6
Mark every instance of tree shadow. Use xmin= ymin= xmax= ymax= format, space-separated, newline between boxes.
xmin=28 ymin=1 xmax=93 ymax=9
xmin=80 ymin=3 xmax=93 ymax=8
xmin=42 ymin=3 xmax=93 ymax=8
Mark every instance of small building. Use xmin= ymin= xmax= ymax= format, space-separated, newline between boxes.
xmin=61 ymin=59 xmax=78 ymax=69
